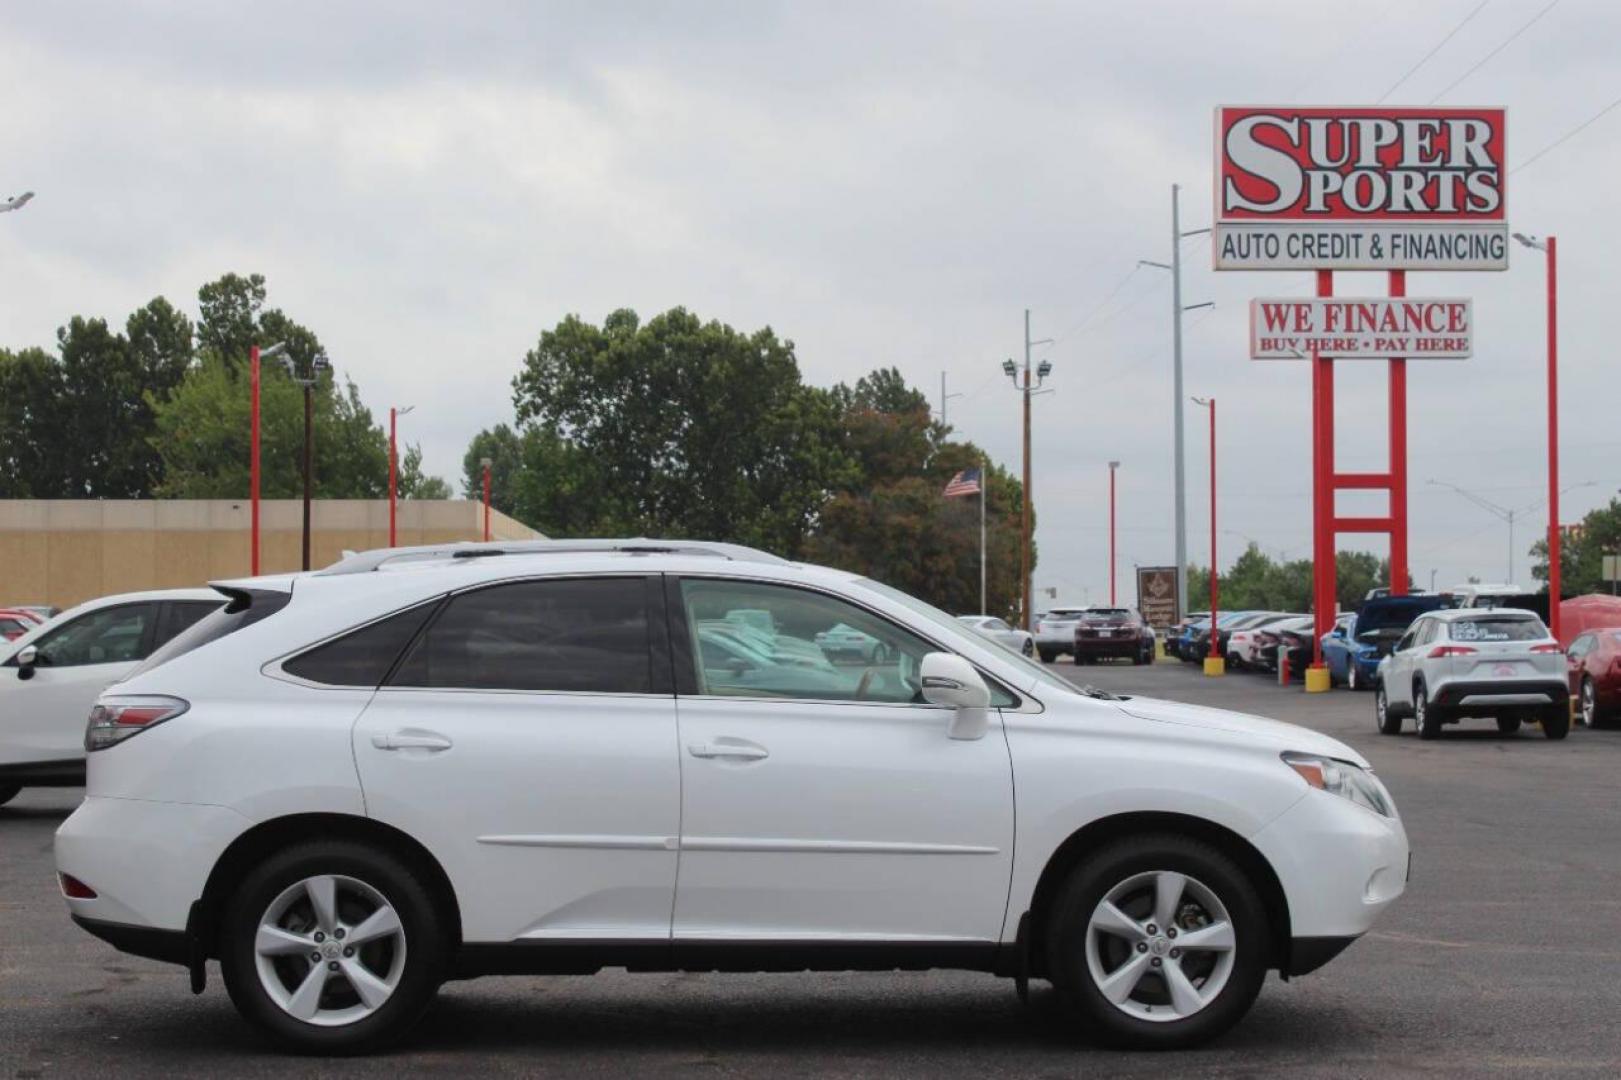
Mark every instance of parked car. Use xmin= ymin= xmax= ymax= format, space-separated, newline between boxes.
xmin=56 ymin=538 xmax=1407 ymax=1053
xmin=1071 ymin=607 xmax=1152 ymax=665
xmin=956 ymin=614 xmax=1036 ymax=657
xmin=1033 ymin=607 xmax=1092 ymax=662
xmin=1253 ymin=616 xmax=1315 ymax=673
xmin=0 ymin=588 xmax=222 ymax=805
xmin=1374 ymin=608 xmax=1568 ymax=739
xmin=1167 ymin=612 xmax=1210 ymax=661
xmin=0 ymin=607 xmax=44 ymax=641
xmin=1322 ymin=595 xmax=1449 ymax=691
xmin=813 ymin=622 xmax=890 ymax=664
xmin=1227 ymin=614 xmax=1307 ymax=670
xmin=1185 ymin=612 xmax=1268 ymax=665
xmin=1566 ymin=628 xmax=1621 ymax=729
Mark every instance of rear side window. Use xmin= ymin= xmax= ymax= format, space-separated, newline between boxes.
xmin=1449 ymin=616 xmax=1546 ymax=642
xmin=390 ymin=577 xmax=652 ymax=693
xmin=126 ymin=589 xmax=290 ymax=680
xmin=283 ymin=601 xmax=441 ymax=687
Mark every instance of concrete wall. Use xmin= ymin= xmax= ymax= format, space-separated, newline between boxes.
xmin=0 ymin=500 xmax=541 ymax=609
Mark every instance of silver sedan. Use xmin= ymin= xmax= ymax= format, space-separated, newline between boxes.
xmin=956 ymin=615 xmax=1036 ymax=658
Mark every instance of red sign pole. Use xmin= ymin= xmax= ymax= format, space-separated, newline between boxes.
xmin=1389 ymin=270 xmax=1409 ymax=596
xmin=1311 ymin=270 xmax=1335 ymax=669
xmin=1108 ymin=463 xmax=1117 ymax=606
xmin=250 ymin=344 xmax=261 ymax=576
xmin=1546 ymin=236 xmax=1561 ymax=641
xmin=1207 ymin=399 xmax=1219 ymax=662
xmin=388 ymin=407 xmax=398 ymax=548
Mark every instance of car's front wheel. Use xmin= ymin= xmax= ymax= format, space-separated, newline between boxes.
xmin=1045 ymin=835 xmax=1267 ymax=1049
xmin=220 ymin=840 xmax=449 ymax=1054
xmin=1346 ymin=664 xmax=1361 ymax=692
xmin=1580 ymin=677 xmax=1602 ymax=729
xmin=1375 ymin=683 xmax=1402 ymax=736
xmin=1021 ymin=638 xmax=1035 ymax=658
xmin=0 ymin=784 xmax=20 ymax=807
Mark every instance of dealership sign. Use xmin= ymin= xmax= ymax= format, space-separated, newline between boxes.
xmin=1213 ymin=106 xmax=1508 ymax=270
xmin=1249 ymin=298 xmax=1472 ymax=360
xmin=1136 ymin=566 xmax=1179 ymax=629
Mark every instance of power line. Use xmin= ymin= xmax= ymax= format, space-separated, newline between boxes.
xmin=1511 ymin=92 xmax=1621 ymax=174
xmin=1427 ymin=0 xmax=1561 ymax=104
xmin=1048 ymin=265 xmax=1144 ymax=345
xmin=1378 ymin=0 xmax=1491 ymax=103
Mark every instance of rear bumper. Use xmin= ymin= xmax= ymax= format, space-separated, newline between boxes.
xmin=1286 ymin=935 xmax=1358 ymax=976
xmin=0 ymin=758 xmax=85 ymax=786
xmin=1073 ymin=636 xmax=1145 ymax=656
xmin=71 ymin=914 xmax=191 ymax=966
xmin=1431 ymin=679 xmax=1567 ymax=710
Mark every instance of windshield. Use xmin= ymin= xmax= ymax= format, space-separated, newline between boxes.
xmin=856 ymin=578 xmax=1080 ymax=698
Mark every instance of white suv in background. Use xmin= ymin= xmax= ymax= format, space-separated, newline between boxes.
xmin=0 ymin=588 xmax=221 ymax=806
xmin=57 ymin=540 xmax=1408 ymax=1053
xmin=1034 ymin=607 xmax=1091 ymax=663
xmin=1373 ymin=608 xmax=1569 ymax=740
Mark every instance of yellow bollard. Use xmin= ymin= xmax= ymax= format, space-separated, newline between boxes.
xmin=1304 ymin=666 xmax=1332 ymax=693
xmin=1203 ymin=656 xmax=1226 ymax=677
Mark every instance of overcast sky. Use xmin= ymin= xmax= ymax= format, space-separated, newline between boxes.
xmin=2 ymin=0 xmax=1617 ymax=606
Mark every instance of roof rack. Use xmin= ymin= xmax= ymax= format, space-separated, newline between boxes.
xmin=315 ymin=538 xmax=791 ymax=576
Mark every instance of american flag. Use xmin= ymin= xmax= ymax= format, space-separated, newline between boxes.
xmin=943 ymin=467 xmax=982 ymax=498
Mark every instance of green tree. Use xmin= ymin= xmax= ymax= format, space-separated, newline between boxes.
xmin=1187 ymin=546 xmax=1406 ymax=614
xmin=1530 ymin=498 xmax=1621 ymax=596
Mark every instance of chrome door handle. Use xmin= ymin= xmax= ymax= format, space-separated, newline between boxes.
xmin=687 ymin=741 xmax=769 ymax=760
xmin=372 ymin=732 xmax=453 ymax=752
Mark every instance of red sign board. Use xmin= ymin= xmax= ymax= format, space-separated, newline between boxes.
xmin=1216 ymin=106 xmax=1506 ymax=222
xmin=1249 ymin=298 xmax=1472 ymax=360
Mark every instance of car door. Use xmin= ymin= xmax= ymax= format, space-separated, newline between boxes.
xmin=1566 ymin=634 xmax=1593 ymax=696
xmin=669 ymin=575 xmax=1015 ymax=946
xmin=0 ymin=601 xmax=159 ymax=769
xmin=351 ymin=575 xmax=682 ymax=944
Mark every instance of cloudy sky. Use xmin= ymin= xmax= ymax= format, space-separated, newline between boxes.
xmin=2 ymin=0 xmax=1617 ymax=605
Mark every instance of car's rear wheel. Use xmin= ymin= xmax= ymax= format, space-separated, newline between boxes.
xmin=220 ymin=841 xmax=449 ymax=1054
xmin=1374 ymin=683 xmax=1402 ymax=735
xmin=1045 ymin=835 xmax=1267 ymax=1049
xmin=1415 ymin=680 xmax=1442 ymax=740
xmin=1542 ymin=705 xmax=1571 ymax=741
xmin=1022 ymin=638 xmax=1035 ymax=658
xmin=1580 ymin=677 xmax=1601 ymax=728
xmin=1496 ymin=716 xmax=1522 ymax=735
xmin=1039 ymin=649 xmax=1057 ymax=664
xmin=0 ymin=784 xmax=20 ymax=807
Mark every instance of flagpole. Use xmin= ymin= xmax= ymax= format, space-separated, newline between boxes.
xmin=980 ymin=458 xmax=988 ymax=616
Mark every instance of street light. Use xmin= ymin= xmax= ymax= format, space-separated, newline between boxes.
xmin=389 ymin=406 xmax=415 ymax=548
xmin=249 ymin=341 xmax=288 ymax=575
xmin=1192 ymin=396 xmax=1221 ymax=676
xmin=1514 ymin=231 xmax=1563 ymax=639
xmin=282 ymin=353 xmax=333 ymax=571
xmin=480 ymin=457 xmax=494 ymax=542
xmin=1427 ymin=478 xmax=1596 ymax=586
xmin=1006 ymin=310 xmax=1054 ymax=631
xmin=1 ymin=191 xmax=34 ymax=214
xmin=1107 ymin=461 xmax=1121 ymax=606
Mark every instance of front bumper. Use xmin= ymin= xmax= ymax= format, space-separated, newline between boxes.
xmin=1249 ymin=785 xmax=1409 ymax=942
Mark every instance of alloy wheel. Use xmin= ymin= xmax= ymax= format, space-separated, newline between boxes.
xmin=1084 ymin=870 xmax=1236 ymax=1023
xmin=254 ymin=874 xmax=407 ymax=1027
xmin=1347 ymin=665 xmax=1359 ymax=691
xmin=1582 ymin=679 xmax=1596 ymax=727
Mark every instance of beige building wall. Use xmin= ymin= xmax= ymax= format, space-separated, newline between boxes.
xmin=0 ymin=500 xmax=542 ymax=609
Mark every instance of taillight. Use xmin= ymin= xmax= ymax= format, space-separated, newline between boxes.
xmin=85 ymin=695 xmax=189 ymax=752
xmin=1428 ymin=645 xmax=1477 ymax=658
xmin=1529 ymin=642 xmax=1562 ymax=654
xmin=59 ymin=873 xmax=97 ymax=899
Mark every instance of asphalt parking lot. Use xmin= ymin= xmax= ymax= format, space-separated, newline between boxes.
xmin=4 ymin=661 xmax=1620 ymax=1077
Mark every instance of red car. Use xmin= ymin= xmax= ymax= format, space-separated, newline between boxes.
xmin=0 ymin=608 xmax=43 ymax=642
xmin=1567 ymin=627 xmax=1621 ymax=728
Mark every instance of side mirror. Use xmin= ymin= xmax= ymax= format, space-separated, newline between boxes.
xmin=920 ymin=652 xmax=991 ymax=740
xmin=16 ymin=644 xmax=37 ymax=681
xmin=1332 ymin=626 xmax=1346 ymax=639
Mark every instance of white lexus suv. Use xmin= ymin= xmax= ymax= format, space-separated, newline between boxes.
xmin=55 ymin=540 xmax=1408 ymax=1053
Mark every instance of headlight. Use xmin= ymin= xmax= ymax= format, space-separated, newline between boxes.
xmin=1281 ymin=752 xmax=1393 ymax=817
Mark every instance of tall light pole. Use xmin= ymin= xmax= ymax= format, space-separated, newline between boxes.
xmin=249 ymin=341 xmax=288 ymax=575
xmin=1108 ymin=461 xmax=1120 ymax=606
xmin=282 ymin=353 xmax=332 ymax=571
xmin=388 ymin=405 xmax=415 ymax=547
xmin=939 ymin=372 xmax=961 ymax=428
xmin=1005 ymin=310 xmax=1053 ymax=630
xmin=1141 ymin=184 xmax=1212 ymax=621
xmin=1193 ymin=397 xmax=1221 ymax=676
xmin=480 ymin=457 xmax=493 ymax=542
xmin=1 ymin=191 xmax=34 ymax=214
xmin=1514 ymin=232 xmax=1562 ymax=640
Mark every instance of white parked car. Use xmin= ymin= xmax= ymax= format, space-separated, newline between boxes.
xmin=1373 ymin=608 xmax=1569 ymax=740
xmin=955 ymin=614 xmax=1036 ymax=657
xmin=1226 ymin=614 xmax=1308 ymax=671
xmin=56 ymin=540 xmax=1408 ymax=1053
xmin=0 ymin=587 xmax=221 ymax=806
xmin=1034 ymin=607 xmax=1092 ymax=662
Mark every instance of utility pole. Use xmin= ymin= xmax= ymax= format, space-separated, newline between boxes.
xmin=481 ymin=457 xmax=493 ymax=542
xmin=389 ymin=405 xmax=415 ymax=547
xmin=1004 ymin=312 xmax=1052 ymax=631
xmin=1108 ymin=461 xmax=1120 ymax=606
xmin=282 ymin=353 xmax=332 ymax=571
xmin=249 ymin=342 xmax=288 ymax=575
xmin=940 ymin=372 xmax=961 ymax=428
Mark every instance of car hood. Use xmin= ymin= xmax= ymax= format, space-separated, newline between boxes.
xmin=1114 ymin=697 xmax=1368 ymax=767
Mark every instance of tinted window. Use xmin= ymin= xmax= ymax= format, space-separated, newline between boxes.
xmin=128 ymin=588 xmax=291 ymax=679
xmin=0 ymin=617 xmax=27 ymax=636
xmin=32 ymin=603 xmax=156 ymax=667
xmin=284 ymin=601 xmax=440 ymax=687
xmin=392 ymin=578 xmax=651 ymax=693
xmin=158 ymin=601 xmax=222 ymax=646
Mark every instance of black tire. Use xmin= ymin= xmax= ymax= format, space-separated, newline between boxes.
xmin=1415 ymin=679 xmax=1442 ymax=740
xmin=1496 ymin=716 xmax=1522 ymax=735
xmin=1045 ymin=834 xmax=1268 ymax=1049
xmin=1039 ymin=649 xmax=1057 ymax=664
xmin=1022 ymin=639 xmax=1035 ymax=658
xmin=0 ymin=784 xmax=20 ymax=807
xmin=1542 ymin=705 xmax=1571 ymax=741
xmin=219 ymin=840 xmax=449 ymax=1054
xmin=1374 ymin=683 xmax=1402 ymax=735
xmin=1074 ymin=654 xmax=1090 ymax=666
xmin=1580 ymin=677 xmax=1604 ymax=729
xmin=1346 ymin=664 xmax=1361 ymax=692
